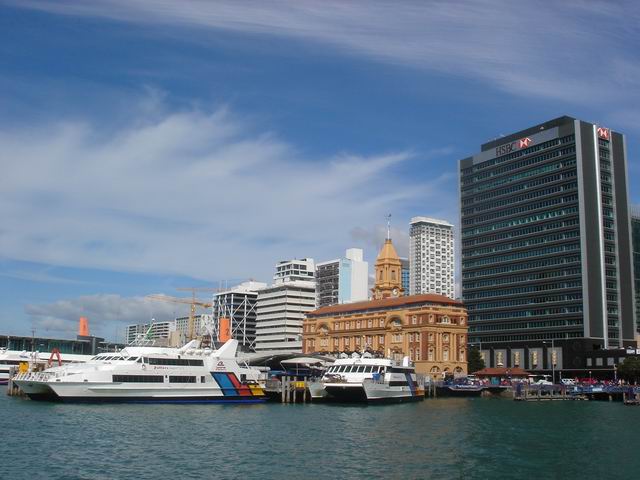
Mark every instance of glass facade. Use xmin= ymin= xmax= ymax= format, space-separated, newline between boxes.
xmin=632 ymin=209 xmax=640 ymax=332
xmin=460 ymin=116 xmax=634 ymax=356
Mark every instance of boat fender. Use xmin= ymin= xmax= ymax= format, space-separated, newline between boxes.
xmin=142 ymin=364 xmax=147 ymax=370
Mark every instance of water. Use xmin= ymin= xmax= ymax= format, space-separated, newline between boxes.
xmin=3 ymin=391 xmax=640 ymax=480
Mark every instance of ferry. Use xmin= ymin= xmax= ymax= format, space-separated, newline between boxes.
xmin=12 ymin=339 xmax=266 ymax=403
xmin=0 ymin=348 xmax=91 ymax=385
xmin=308 ymin=353 xmax=424 ymax=403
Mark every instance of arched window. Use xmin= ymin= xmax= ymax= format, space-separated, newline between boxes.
xmin=379 ymin=270 xmax=383 ymax=280
xmin=391 ymin=270 xmax=396 ymax=280
xmin=443 ymin=349 xmax=449 ymax=361
xmin=430 ymin=366 xmax=440 ymax=373
xmin=428 ymin=348 xmax=434 ymax=361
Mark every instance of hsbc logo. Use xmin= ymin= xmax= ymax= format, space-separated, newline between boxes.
xmin=496 ymin=137 xmax=534 ymax=156
xmin=519 ymin=137 xmax=532 ymax=148
xmin=597 ymin=127 xmax=610 ymax=141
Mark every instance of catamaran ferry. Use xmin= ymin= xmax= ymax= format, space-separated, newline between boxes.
xmin=0 ymin=348 xmax=91 ymax=385
xmin=12 ymin=339 xmax=266 ymax=403
xmin=308 ymin=354 xmax=424 ymax=403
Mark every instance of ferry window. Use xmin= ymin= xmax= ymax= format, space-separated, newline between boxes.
xmin=129 ymin=357 xmax=138 ymax=362
xmin=357 ymin=366 xmax=365 ymax=373
xmin=169 ymin=376 xmax=196 ymax=383
xmin=137 ymin=358 xmax=143 ymax=363
xmin=200 ymin=376 xmax=205 ymax=383
xmin=338 ymin=366 xmax=347 ymax=372
xmin=113 ymin=375 xmax=164 ymax=383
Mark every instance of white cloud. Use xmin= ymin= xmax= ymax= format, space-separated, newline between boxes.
xmin=12 ymin=0 xmax=640 ymax=109
xmin=24 ymin=294 xmax=182 ymax=340
xmin=0 ymin=97 xmax=450 ymax=285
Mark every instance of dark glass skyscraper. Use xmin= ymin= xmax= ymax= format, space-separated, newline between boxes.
xmin=631 ymin=206 xmax=640 ymax=332
xmin=460 ymin=116 xmax=635 ymax=373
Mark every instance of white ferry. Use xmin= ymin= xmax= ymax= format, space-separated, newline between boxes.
xmin=0 ymin=348 xmax=91 ymax=385
xmin=12 ymin=339 xmax=266 ymax=403
xmin=308 ymin=354 xmax=424 ymax=403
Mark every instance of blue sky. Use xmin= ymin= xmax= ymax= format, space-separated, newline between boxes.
xmin=1 ymin=1 xmax=639 ymax=341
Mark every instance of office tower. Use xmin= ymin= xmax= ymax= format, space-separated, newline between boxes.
xmin=212 ymin=280 xmax=267 ymax=351
xmin=409 ymin=217 xmax=455 ymax=298
xmin=400 ymin=258 xmax=410 ymax=295
xmin=316 ymin=248 xmax=369 ymax=307
xmin=254 ymin=258 xmax=316 ymax=354
xmin=631 ymin=206 xmax=640 ymax=332
xmin=460 ymin=116 xmax=635 ymax=373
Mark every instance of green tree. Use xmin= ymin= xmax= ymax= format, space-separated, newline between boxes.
xmin=617 ymin=357 xmax=640 ymax=383
xmin=468 ymin=347 xmax=485 ymax=374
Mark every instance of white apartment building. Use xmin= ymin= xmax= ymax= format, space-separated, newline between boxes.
xmin=254 ymin=258 xmax=316 ymax=354
xmin=316 ymin=248 xmax=369 ymax=308
xmin=125 ymin=321 xmax=173 ymax=344
xmin=409 ymin=217 xmax=455 ymax=298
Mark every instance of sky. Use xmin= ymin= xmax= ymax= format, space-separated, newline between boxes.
xmin=1 ymin=0 xmax=639 ymax=342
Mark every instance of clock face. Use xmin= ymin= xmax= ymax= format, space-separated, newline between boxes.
xmin=392 ymin=288 xmax=399 ymax=297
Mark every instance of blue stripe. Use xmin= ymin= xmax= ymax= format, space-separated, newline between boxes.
xmin=212 ymin=372 xmax=236 ymax=396
xmin=405 ymin=373 xmax=416 ymax=395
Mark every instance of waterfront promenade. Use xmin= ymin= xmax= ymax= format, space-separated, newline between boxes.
xmin=3 ymin=389 xmax=639 ymax=479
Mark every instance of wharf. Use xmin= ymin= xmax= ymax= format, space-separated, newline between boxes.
xmin=264 ymin=376 xmax=311 ymax=403
xmin=514 ymin=384 xmax=640 ymax=402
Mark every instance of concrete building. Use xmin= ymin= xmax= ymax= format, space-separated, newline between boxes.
xmin=254 ymin=259 xmax=316 ymax=354
xmin=460 ymin=116 xmax=636 ymax=376
xmin=304 ymin=235 xmax=468 ymax=378
xmin=631 ymin=205 xmax=640 ymax=332
xmin=125 ymin=321 xmax=173 ymax=344
xmin=316 ymin=248 xmax=369 ymax=308
xmin=212 ymin=280 xmax=267 ymax=351
xmin=409 ymin=217 xmax=455 ymax=298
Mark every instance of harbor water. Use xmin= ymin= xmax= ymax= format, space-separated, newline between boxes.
xmin=3 ymin=391 xmax=640 ymax=479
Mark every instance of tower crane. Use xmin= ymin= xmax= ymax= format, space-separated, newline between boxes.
xmin=146 ymin=294 xmax=213 ymax=341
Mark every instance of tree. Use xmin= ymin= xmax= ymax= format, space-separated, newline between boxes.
xmin=468 ymin=347 xmax=485 ymax=374
xmin=617 ymin=357 xmax=640 ymax=384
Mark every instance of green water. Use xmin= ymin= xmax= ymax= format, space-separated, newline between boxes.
xmin=3 ymin=391 xmax=639 ymax=479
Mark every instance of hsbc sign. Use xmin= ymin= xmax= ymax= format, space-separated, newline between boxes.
xmin=597 ymin=127 xmax=610 ymax=141
xmin=495 ymin=137 xmax=533 ymax=156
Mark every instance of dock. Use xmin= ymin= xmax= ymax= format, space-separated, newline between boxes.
xmin=265 ymin=376 xmax=311 ymax=403
xmin=513 ymin=384 xmax=587 ymax=401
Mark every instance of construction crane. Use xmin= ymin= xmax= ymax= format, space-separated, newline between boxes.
xmin=146 ymin=293 xmax=213 ymax=341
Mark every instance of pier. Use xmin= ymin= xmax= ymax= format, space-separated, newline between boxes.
xmin=265 ymin=376 xmax=311 ymax=403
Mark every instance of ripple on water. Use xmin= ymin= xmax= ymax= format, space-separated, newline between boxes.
xmin=3 ymin=392 xmax=640 ymax=480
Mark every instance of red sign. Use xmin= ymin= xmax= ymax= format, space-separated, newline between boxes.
xmin=597 ymin=127 xmax=610 ymax=141
xmin=519 ymin=137 xmax=532 ymax=148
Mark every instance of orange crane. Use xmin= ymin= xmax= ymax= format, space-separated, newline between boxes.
xmin=146 ymin=293 xmax=213 ymax=341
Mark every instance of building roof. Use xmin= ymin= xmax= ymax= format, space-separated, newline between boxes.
xmin=376 ymin=239 xmax=401 ymax=264
xmin=307 ymin=293 xmax=463 ymax=317
xmin=410 ymin=216 xmax=453 ymax=227
xmin=472 ymin=367 xmax=530 ymax=377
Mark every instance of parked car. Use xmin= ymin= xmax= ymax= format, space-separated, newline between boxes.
xmin=534 ymin=379 xmax=553 ymax=386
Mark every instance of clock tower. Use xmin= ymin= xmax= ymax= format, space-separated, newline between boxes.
xmin=372 ymin=234 xmax=404 ymax=300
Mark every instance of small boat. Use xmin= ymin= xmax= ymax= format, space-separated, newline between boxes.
xmin=12 ymin=339 xmax=266 ymax=403
xmin=310 ymin=353 xmax=424 ymax=404
xmin=435 ymin=383 xmax=485 ymax=397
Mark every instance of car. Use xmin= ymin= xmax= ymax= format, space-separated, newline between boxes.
xmin=534 ymin=379 xmax=553 ymax=386
xmin=560 ymin=378 xmax=576 ymax=386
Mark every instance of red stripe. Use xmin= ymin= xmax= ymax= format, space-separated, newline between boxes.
xmin=227 ymin=373 xmax=252 ymax=396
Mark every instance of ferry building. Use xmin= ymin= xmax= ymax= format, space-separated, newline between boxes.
xmin=303 ymin=235 xmax=468 ymax=377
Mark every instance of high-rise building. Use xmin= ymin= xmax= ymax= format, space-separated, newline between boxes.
xmin=631 ymin=206 xmax=640 ymax=332
xmin=212 ymin=280 xmax=267 ymax=351
xmin=400 ymin=258 xmax=410 ymax=295
xmin=460 ymin=116 xmax=635 ymax=375
xmin=316 ymin=248 xmax=369 ymax=308
xmin=409 ymin=217 xmax=455 ymax=298
xmin=254 ymin=258 xmax=316 ymax=354
xmin=125 ymin=321 xmax=173 ymax=344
